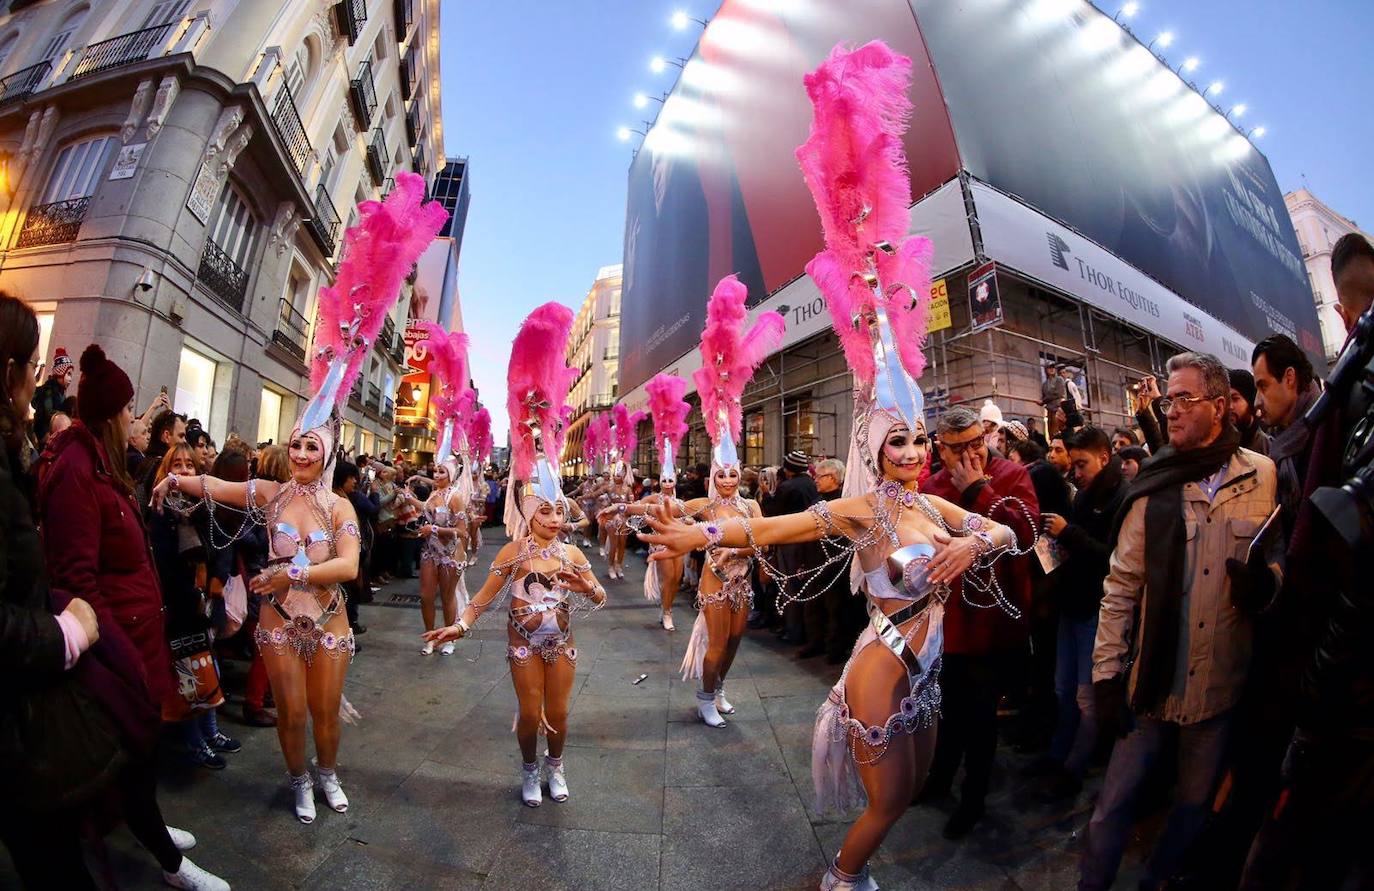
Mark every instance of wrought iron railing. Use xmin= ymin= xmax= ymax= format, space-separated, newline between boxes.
xmin=393 ymin=0 xmax=413 ymax=42
xmin=349 ymin=375 xmax=364 ymax=405
xmin=307 ymin=183 xmax=340 ymax=257
xmin=0 ymin=61 xmax=51 ymax=106
xmin=335 ymin=0 xmax=366 ymax=45
xmin=366 ymin=127 xmax=388 ymax=186
xmin=381 ymin=315 xmax=396 ymax=350
xmin=196 ymin=238 xmax=249 ymax=313
xmin=413 ymin=144 xmax=426 ymax=179
xmin=390 ymin=334 xmax=405 ymax=365
xmin=348 ymin=59 xmax=376 ymax=131
xmin=405 ymin=105 xmax=419 ymax=146
xmin=270 ymin=83 xmax=312 ymax=177
xmin=69 ymin=22 xmax=177 ymax=80
xmin=16 ymin=196 xmax=90 ymax=248
xmin=366 ymin=383 xmax=381 ymax=411
xmin=272 ymin=298 xmax=309 ymax=363
xmin=587 ymin=394 xmax=617 ymax=410
xmin=384 ymin=395 xmax=395 ymax=417
xmin=398 ymin=47 xmax=414 ymax=100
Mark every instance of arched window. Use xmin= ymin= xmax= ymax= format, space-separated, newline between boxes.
xmin=207 ymin=180 xmax=259 ymax=272
xmin=40 ymin=134 xmax=115 ymax=204
xmin=40 ymin=4 xmax=89 ymax=63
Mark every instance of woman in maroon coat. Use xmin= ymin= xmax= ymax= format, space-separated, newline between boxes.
xmin=37 ymin=344 xmax=229 ymax=891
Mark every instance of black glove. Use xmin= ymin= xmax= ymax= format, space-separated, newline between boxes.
xmin=1226 ymin=556 xmax=1277 ymax=614
xmin=1093 ymin=675 xmax=1131 ymax=740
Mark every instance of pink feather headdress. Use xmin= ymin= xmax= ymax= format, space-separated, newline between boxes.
xmin=645 ymin=373 xmax=690 ymax=478
xmin=415 ymin=321 xmax=471 ymax=456
xmin=506 ymin=302 xmax=578 ymax=480
xmin=795 ymin=41 xmax=933 ymax=387
xmin=469 ymin=406 xmax=492 ymax=465
xmin=302 ymin=171 xmax=448 ymax=435
xmin=611 ymin=403 xmax=646 ymax=459
xmin=586 ymin=412 xmax=613 ymax=470
xmin=692 ymin=275 xmax=784 ymax=450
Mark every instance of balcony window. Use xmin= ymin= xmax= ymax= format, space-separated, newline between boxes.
xmin=334 ymin=0 xmax=366 ymax=46
xmin=307 ymin=182 xmax=340 ymax=257
xmin=393 ymin=0 xmax=413 ymax=42
xmin=270 ymin=82 xmax=312 ymax=177
xmin=271 ymin=297 xmax=309 ymax=364
xmin=70 ymin=22 xmax=177 ymax=79
xmin=0 ymin=62 xmax=52 ymax=106
xmin=348 ymin=59 xmax=376 ymax=131
xmin=366 ymin=127 xmax=388 ymax=186
xmin=17 ymin=135 xmax=115 ymax=248
xmin=196 ymin=181 xmax=258 ymax=312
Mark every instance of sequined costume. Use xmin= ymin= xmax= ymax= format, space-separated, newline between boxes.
xmin=245 ymin=479 xmax=360 ymax=666
xmin=600 ymin=489 xmax=633 ymax=535
xmin=679 ymin=497 xmax=756 ymax=681
xmin=420 ymin=499 xmax=467 ymax=570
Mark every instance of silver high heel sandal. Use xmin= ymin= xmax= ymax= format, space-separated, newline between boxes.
xmin=313 ymin=759 xmax=349 ymax=813
xmin=290 ymin=772 xmax=316 ymax=824
xmin=715 ymin=683 xmax=736 ymax=715
xmin=545 ymin=754 xmax=569 ymax=802
xmin=521 ymin=761 xmax=543 ymax=807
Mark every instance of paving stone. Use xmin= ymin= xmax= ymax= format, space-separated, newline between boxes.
xmin=661 ymin=783 xmax=824 ymax=891
xmin=516 ymin=744 xmax=666 ymax=834
xmin=485 ymin=823 xmax=661 ymax=890
xmin=302 ymin=841 xmax=486 ymax=890
xmin=665 ymin=717 xmax=790 ymax=787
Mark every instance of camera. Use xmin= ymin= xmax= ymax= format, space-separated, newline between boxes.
xmin=1305 ymin=304 xmax=1374 ymax=552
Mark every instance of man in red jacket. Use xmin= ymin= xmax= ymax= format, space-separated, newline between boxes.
xmin=920 ymin=405 xmax=1041 ymax=838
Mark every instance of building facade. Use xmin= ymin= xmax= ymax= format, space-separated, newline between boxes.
xmin=559 ymin=263 xmax=621 ymax=475
xmin=0 ymin=0 xmax=447 ymax=456
xmin=431 ymin=154 xmax=468 ymax=249
xmin=1285 ymin=187 xmax=1370 ymax=364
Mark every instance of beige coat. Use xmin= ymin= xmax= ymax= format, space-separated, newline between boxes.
xmin=1093 ymin=447 xmax=1278 ymax=725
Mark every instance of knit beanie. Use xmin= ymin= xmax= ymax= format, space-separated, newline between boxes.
xmin=76 ymin=344 xmax=134 ymax=425
xmin=979 ymin=399 xmax=1004 ymax=428
xmin=1227 ymin=368 xmax=1256 ymax=408
xmin=51 ymin=347 xmax=74 ymax=379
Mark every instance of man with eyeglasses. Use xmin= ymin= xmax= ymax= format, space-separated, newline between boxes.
xmin=1079 ymin=351 xmax=1278 ymax=891
xmin=920 ymin=405 xmax=1041 ymax=839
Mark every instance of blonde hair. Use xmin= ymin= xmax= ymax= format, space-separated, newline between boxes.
xmin=155 ymin=443 xmax=196 ymax=487
xmin=256 ymin=444 xmax=290 ymax=482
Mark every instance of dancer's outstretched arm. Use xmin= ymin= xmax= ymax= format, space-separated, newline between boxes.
xmin=150 ymin=471 xmax=279 ymax=512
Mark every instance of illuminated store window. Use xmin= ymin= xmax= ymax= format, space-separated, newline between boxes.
xmin=174 ymin=346 xmax=217 ymax=428
xmin=257 ymin=388 xmax=282 ymax=445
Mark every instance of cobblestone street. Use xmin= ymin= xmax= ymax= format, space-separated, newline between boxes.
xmin=6 ymin=536 xmax=1153 ymax=890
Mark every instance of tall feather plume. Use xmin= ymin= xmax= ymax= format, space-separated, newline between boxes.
xmin=645 ymin=373 xmax=690 ymax=469
xmin=587 ymin=412 xmax=613 ymax=467
xmin=506 ymin=302 xmax=576 ymax=480
xmin=469 ymin=406 xmax=493 ymax=464
xmin=612 ymin=402 xmax=647 ymax=458
xmin=311 ymin=171 xmax=449 ymax=399
xmin=795 ymin=41 xmax=934 ymax=386
xmin=693 ymin=275 xmax=785 ymax=446
xmin=582 ymin=414 xmax=601 ymax=466
xmin=415 ymin=321 xmax=471 ymax=444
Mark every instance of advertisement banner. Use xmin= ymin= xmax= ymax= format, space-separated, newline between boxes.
xmin=928 ymin=278 xmax=952 ymax=333
xmin=618 ymin=0 xmax=963 ymax=395
xmin=973 ymin=180 xmax=1257 ymax=368
xmin=967 ymin=262 xmax=1003 ymax=333
xmin=909 ymin=0 xmax=1323 ymax=366
xmin=395 ymin=319 xmax=433 ymax=426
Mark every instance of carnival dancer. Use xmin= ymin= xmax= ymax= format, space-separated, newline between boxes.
xmin=423 ymin=303 xmax=607 ymax=807
xmin=598 ymin=403 xmax=644 ymax=579
xmin=151 ymin=173 xmax=446 ymax=824
xmin=668 ymin=275 xmax=784 ymax=726
xmin=411 ymin=323 xmax=475 ymax=656
xmin=642 ymin=43 xmax=1036 ymax=890
xmin=615 ymin=373 xmax=691 ymax=631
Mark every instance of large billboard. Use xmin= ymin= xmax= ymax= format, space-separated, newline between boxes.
xmin=621 ymin=0 xmax=1323 ymax=394
xmin=618 ymin=0 xmax=961 ymax=394
xmin=909 ymin=0 xmax=1322 ymax=364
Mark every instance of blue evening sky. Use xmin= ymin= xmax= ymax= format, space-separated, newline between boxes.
xmin=439 ymin=0 xmax=1374 ymax=441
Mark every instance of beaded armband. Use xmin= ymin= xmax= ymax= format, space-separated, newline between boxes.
xmin=338 ymin=521 xmax=361 ymax=539
xmin=808 ymin=501 xmax=839 ymax=536
xmin=287 ymin=564 xmax=310 ymax=587
xmin=700 ymin=523 xmax=725 ymax=549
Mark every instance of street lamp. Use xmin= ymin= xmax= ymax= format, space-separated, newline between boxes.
xmin=633 ymin=91 xmax=664 ymax=110
xmin=671 ymin=10 xmax=708 ymax=29
xmin=617 ymin=125 xmax=648 ymax=142
xmin=1179 ymin=56 xmax=1199 ymax=74
xmin=1250 ymin=125 xmax=1267 ymax=138
xmin=1115 ymin=1 xmax=1140 ymax=20
xmin=1227 ymin=102 xmax=1247 ymax=120
xmin=1206 ymin=80 xmax=1225 ymax=96
xmin=650 ymin=55 xmax=686 ymax=74
xmin=1147 ymin=30 xmax=1174 ymax=51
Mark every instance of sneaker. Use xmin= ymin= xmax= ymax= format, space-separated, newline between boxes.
xmin=165 ymin=825 xmax=196 ymax=852
xmin=188 ymin=743 xmax=226 ymax=771
xmin=162 ymin=856 xmax=230 ymax=891
xmin=209 ymin=732 xmax=241 ymax=754
xmin=440 ymin=641 xmax=456 ymax=656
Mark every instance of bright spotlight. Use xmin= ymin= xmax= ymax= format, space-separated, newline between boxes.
xmin=634 ymin=92 xmax=649 ymax=109
xmin=617 ymin=127 xmax=632 ymax=141
xmin=1182 ymin=56 xmax=1199 ymax=72
xmin=650 ymin=56 xmax=666 ymax=73
xmin=1206 ymin=80 xmax=1225 ymax=96
xmin=1232 ymin=103 xmax=1247 ymax=118
xmin=1121 ymin=1 xmax=1140 ymax=17
xmin=671 ymin=10 xmax=690 ymax=29
xmin=1252 ymin=126 xmax=1267 ymax=138
xmin=1155 ymin=30 xmax=1174 ymax=48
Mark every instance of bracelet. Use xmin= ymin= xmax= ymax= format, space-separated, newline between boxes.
xmin=455 ymin=619 xmax=470 ymax=635
xmin=168 ymin=474 xmax=181 ymax=492
xmin=286 ymin=564 xmax=309 ymax=586
xmin=700 ymin=522 xmax=725 ymax=549
xmin=740 ymin=516 xmax=760 ymax=553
